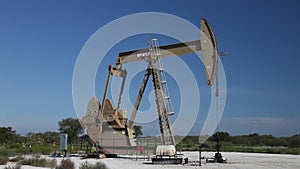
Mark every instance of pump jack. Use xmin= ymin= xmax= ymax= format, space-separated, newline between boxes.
xmin=82 ymin=18 xmax=221 ymax=156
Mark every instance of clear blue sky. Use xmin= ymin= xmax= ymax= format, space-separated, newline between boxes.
xmin=0 ymin=0 xmax=299 ymax=136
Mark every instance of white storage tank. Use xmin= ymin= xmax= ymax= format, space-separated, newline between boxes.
xmin=155 ymin=145 xmax=176 ymax=156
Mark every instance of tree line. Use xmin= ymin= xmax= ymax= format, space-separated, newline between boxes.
xmin=175 ymin=131 xmax=300 ymax=153
xmin=1 ymin=124 xmax=299 ymax=148
xmin=1 ymin=118 xmax=299 ymax=155
xmin=208 ymin=131 xmax=300 ymax=147
xmin=0 ymin=117 xmax=143 ymax=146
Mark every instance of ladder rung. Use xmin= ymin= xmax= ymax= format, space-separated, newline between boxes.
xmin=168 ymin=112 xmax=175 ymax=116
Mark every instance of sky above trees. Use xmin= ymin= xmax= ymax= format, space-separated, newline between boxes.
xmin=0 ymin=0 xmax=299 ymax=136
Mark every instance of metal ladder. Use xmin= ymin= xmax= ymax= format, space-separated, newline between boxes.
xmin=151 ymin=39 xmax=174 ymax=116
xmin=148 ymin=38 xmax=175 ymax=145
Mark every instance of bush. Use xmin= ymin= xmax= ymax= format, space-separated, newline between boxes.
xmin=31 ymin=144 xmax=57 ymax=155
xmin=20 ymin=157 xmax=46 ymax=166
xmin=94 ymin=162 xmax=109 ymax=169
xmin=79 ymin=162 xmax=89 ymax=169
xmin=9 ymin=155 xmax=24 ymax=162
xmin=4 ymin=165 xmax=22 ymax=169
xmin=7 ymin=144 xmax=22 ymax=149
xmin=79 ymin=161 xmax=109 ymax=169
xmin=19 ymin=157 xmax=56 ymax=168
xmin=0 ymin=156 xmax=9 ymax=165
xmin=56 ymin=159 xmax=75 ymax=169
xmin=45 ymin=159 xmax=57 ymax=169
xmin=0 ymin=148 xmax=17 ymax=157
xmin=15 ymin=147 xmax=30 ymax=155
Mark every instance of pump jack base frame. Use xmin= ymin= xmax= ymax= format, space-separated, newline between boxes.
xmin=206 ymin=152 xmax=227 ymax=163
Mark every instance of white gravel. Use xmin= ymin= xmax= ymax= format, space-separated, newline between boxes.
xmin=1 ymin=152 xmax=300 ymax=169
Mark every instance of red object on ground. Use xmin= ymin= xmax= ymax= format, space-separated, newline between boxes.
xmin=136 ymin=146 xmax=144 ymax=152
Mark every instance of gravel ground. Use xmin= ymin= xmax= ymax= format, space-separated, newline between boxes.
xmin=1 ymin=152 xmax=300 ymax=169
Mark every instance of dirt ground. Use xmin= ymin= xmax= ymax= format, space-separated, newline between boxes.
xmin=1 ymin=151 xmax=300 ymax=169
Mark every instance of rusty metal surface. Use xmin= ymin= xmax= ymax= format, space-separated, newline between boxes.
xmin=84 ymin=97 xmax=102 ymax=142
xmin=83 ymin=97 xmax=135 ymax=149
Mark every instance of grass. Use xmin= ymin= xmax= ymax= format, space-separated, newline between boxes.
xmin=56 ymin=159 xmax=75 ymax=169
xmin=0 ymin=147 xmax=17 ymax=157
xmin=79 ymin=161 xmax=109 ymax=169
xmin=4 ymin=165 xmax=22 ymax=169
xmin=31 ymin=144 xmax=59 ymax=155
xmin=19 ymin=156 xmax=57 ymax=168
xmin=0 ymin=144 xmax=60 ymax=157
xmin=19 ymin=157 xmax=46 ymax=166
xmin=45 ymin=159 xmax=57 ymax=168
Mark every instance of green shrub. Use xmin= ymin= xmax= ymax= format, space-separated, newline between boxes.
xmin=28 ymin=144 xmax=59 ymax=155
xmin=0 ymin=148 xmax=17 ymax=157
xmin=15 ymin=147 xmax=30 ymax=155
xmin=79 ymin=161 xmax=109 ymax=169
xmin=0 ymin=156 xmax=9 ymax=165
xmin=8 ymin=144 xmax=21 ymax=149
xmin=56 ymin=159 xmax=75 ymax=169
xmin=39 ymin=146 xmax=53 ymax=155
